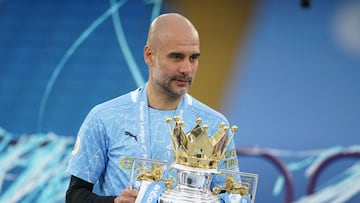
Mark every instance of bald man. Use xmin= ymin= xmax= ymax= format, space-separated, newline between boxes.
xmin=66 ymin=13 xmax=239 ymax=203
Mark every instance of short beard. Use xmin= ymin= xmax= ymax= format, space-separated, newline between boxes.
xmin=156 ymin=76 xmax=192 ymax=98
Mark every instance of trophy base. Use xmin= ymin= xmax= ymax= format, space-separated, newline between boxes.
xmin=158 ymin=164 xmax=219 ymax=203
xmin=159 ymin=185 xmax=218 ymax=203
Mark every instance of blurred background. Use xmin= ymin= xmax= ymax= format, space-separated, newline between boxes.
xmin=1 ymin=0 xmax=360 ymax=202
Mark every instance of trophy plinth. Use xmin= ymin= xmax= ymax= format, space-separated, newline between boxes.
xmin=159 ymin=164 xmax=218 ymax=203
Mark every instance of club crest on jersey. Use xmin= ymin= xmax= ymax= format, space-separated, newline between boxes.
xmin=71 ymin=135 xmax=81 ymax=155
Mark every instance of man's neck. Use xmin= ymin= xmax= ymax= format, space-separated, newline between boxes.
xmin=146 ymin=87 xmax=182 ymax=110
xmin=147 ymin=95 xmax=182 ymax=110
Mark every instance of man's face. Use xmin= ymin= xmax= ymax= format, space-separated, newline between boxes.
xmin=149 ymin=38 xmax=200 ymax=97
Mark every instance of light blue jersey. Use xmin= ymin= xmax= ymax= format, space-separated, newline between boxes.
xmin=67 ymin=83 xmax=239 ymax=195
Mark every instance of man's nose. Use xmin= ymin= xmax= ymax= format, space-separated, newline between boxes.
xmin=179 ymin=59 xmax=192 ymax=74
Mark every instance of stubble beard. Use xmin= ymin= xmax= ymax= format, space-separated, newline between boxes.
xmin=155 ymin=75 xmax=192 ymax=98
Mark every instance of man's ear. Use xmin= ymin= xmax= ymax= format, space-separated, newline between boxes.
xmin=144 ymin=45 xmax=153 ymax=66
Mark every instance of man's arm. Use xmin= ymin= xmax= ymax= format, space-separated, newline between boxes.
xmin=66 ymin=175 xmax=116 ymax=203
xmin=66 ymin=175 xmax=139 ymax=203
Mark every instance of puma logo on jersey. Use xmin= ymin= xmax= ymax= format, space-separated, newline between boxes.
xmin=124 ymin=131 xmax=137 ymax=141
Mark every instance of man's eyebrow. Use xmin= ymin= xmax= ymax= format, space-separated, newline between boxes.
xmin=168 ymin=52 xmax=184 ymax=56
xmin=168 ymin=52 xmax=200 ymax=58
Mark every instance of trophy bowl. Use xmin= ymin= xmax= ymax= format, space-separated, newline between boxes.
xmin=159 ymin=163 xmax=219 ymax=203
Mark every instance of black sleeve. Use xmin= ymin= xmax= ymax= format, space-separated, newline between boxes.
xmin=66 ymin=175 xmax=117 ymax=203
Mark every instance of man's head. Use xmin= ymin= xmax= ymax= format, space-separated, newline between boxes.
xmin=144 ymin=13 xmax=200 ymax=98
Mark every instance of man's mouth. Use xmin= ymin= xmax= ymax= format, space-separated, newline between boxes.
xmin=174 ymin=77 xmax=191 ymax=86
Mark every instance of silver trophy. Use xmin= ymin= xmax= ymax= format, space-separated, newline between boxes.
xmin=159 ymin=116 xmax=236 ymax=203
xmin=129 ymin=116 xmax=258 ymax=203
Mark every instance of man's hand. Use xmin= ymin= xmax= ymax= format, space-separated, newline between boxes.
xmin=114 ymin=189 xmax=138 ymax=203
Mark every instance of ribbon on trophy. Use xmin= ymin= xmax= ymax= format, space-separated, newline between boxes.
xmin=218 ymin=193 xmax=251 ymax=203
xmin=135 ymin=180 xmax=166 ymax=203
xmin=131 ymin=160 xmax=171 ymax=203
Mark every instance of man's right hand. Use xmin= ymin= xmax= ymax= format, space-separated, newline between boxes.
xmin=114 ymin=189 xmax=138 ymax=203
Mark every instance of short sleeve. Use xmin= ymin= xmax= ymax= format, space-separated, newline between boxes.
xmin=67 ymin=109 xmax=108 ymax=184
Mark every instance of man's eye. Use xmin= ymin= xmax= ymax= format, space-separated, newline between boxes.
xmin=190 ymin=55 xmax=198 ymax=60
xmin=190 ymin=54 xmax=200 ymax=61
xmin=171 ymin=54 xmax=182 ymax=60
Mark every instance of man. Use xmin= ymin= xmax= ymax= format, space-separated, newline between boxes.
xmin=66 ymin=13 xmax=239 ymax=203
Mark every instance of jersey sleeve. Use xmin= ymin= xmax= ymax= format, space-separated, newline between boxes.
xmin=67 ymin=108 xmax=108 ymax=184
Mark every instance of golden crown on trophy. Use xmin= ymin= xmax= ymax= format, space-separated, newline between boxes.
xmin=166 ymin=116 xmax=238 ymax=169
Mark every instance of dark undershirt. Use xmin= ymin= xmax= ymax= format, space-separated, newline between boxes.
xmin=66 ymin=175 xmax=117 ymax=203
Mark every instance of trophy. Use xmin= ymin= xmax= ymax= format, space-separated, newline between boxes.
xmin=159 ymin=116 xmax=238 ymax=203
xmin=129 ymin=116 xmax=258 ymax=203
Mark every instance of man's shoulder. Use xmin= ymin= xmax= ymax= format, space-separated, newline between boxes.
xmin=188 ymin=95 xmax=228 ymax=122
xmin=90 ymin=90 xmax=136 ymax=115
